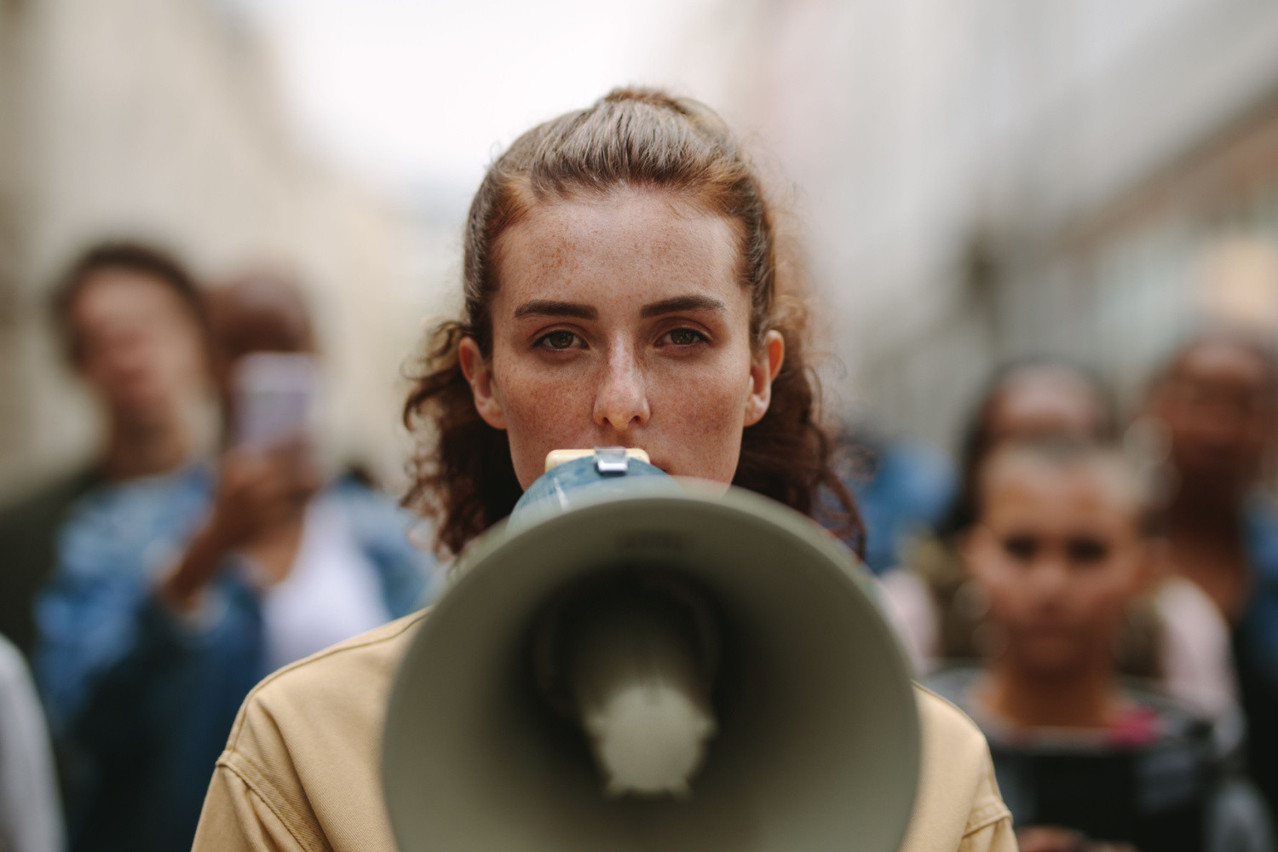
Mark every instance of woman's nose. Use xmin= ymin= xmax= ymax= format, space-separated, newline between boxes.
xmin=593 ymin=349 xmax=650 ymax=433
xmin=1030 ymin=557 xmax=1070 ymax=597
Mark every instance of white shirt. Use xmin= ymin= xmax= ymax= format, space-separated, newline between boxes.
xmin=259 ymin=492 xmax=392 ymax=673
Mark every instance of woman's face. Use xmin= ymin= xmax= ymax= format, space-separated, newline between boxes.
xmin=965 ymin=459 xmax=1147 ymax=675
xmin=71 ymin=269 xmax=211 ymax=420
xmin=459 ymin=187 xmax=784 ymax=490
xmin=1154 ymin=341 xmax=1276 ymax=491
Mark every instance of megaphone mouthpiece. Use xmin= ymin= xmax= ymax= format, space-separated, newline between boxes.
xmin=536 ymin=570 xmax=722 ymax=799
xmin=588 ymin=683 xmax=715 ymax=799
xmin=570 ymin=590 xmax=719 ymax=799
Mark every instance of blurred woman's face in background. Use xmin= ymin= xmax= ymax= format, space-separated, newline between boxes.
xmin=1153 ymin=340 xmax=1276 ymax=494
xmin=459 ymin=188 xmax=783 ymax=490
xmin=965 ymin=457 xmax=1147 ymax=675
xmin=70 ymin=270 xmax=210 ymax=423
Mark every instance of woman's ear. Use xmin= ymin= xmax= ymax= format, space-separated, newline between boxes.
xmin=744 ymin=330 xmax=785 ymax=427
xmin=458 ymin=337 xmax=507 ymax=430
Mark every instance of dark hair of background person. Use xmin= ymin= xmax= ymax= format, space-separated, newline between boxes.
xmin=205 ymin=271 xmax=316 ymax=437
xmin=402 ymin=87 xmax=863 ymax=557
xmin=206 ymin=271 xmax=316 ymax=362
xmin=49 ymin=240 xmax=212 ymax=365
xmin=1146 ymin=325 xmax=1278 ymax=399
xmin=938 ymin=357 xmax=1117 ymax=540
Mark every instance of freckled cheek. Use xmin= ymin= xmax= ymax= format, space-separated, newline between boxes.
xmin=650 ymin=373 xmax=749 ymax=478
xmin=652 ymin=353 xmax=751 ymax=414
xmin=493 ymin=361 xmax=593 ymax=468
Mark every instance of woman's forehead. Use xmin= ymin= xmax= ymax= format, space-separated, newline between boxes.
xmin=73 ymin=269 xmax=196 ymax=330
xmin=989 ymin=370 xmax=1102 ymax=431
xmin=491 ymin=189 xmax=744 ymax=309
xmin=1173 ymin=339 xmax=1273 ymax=388
xmin=983 ymin=458 xmax=1139 ymax=526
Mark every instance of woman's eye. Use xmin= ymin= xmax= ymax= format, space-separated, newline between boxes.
xmin=536 ymin=330 xmax=580 ymax=350
xmin=1066 ymin=536 xmax=1110 ymax=565
xmin=1001 ymin=534 xmax=1040 ymax=562
xmin=661 ymin=328 xmax=708 ymax=346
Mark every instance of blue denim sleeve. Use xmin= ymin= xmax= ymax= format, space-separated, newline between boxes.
xmin=32 ymin=468 xmax=261 ymax=742
xmin=35 ymin=545 xmax=260 ymax=743
xmin=335 ymin=479 xmax=439 ymax=616
xmin=35 ymin=534 xmax=265 ymax=851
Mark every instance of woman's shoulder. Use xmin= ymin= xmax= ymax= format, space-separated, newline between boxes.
xmin=912 ymin=680 xmax=998 ymax=768
xmin=219 ymin=610 xmax=428 ymax=786
xmin=201 ymin=612 xmax=427 ymax=852
xmin=904 ymin=682 xmax=1015 ymax=851
xmin=229 ymin=610 xmax=426 ymax=747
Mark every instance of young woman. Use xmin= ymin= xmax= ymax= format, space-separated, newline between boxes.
xmin=881 ymin=358 xmax=1238 ymax=722
xmin=1144 ymin=331 xmax=1278 ymax=821
xmin=929 ymin=439 xmax=1271 ymax=851
xmin=879 ymin=358 xmax=1119 ymax=670
xmin=192 ymin=89 xmax=1014 ymax=851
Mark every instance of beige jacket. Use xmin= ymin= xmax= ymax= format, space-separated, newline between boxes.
xmin=192 ymin=613 xmax=1014 ymax=851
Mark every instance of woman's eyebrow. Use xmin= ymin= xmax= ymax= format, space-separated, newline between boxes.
xmin=513 ymin=300 xmax=597 ymax=320
xmin=640 ymin=296 xmax=726 ymax=318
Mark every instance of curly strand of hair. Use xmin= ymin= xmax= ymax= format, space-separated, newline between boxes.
xmin=402 ymin=321 xmax=522 ymax=556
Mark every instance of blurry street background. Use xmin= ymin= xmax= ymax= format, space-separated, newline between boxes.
xmin=4 ymin=0 xmax=1278 ymax=495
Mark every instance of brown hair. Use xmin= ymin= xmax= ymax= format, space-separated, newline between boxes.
xmin=1148 ymin=326 xmax=1278 ymax=398
xmin=403 ymin=88 xmax=860 ymax=557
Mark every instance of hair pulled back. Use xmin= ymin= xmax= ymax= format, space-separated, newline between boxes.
xmin=404 ymin=87 xmax=859 ymax=556
xmin=940 ymin=357 xmax=1116 ymax=539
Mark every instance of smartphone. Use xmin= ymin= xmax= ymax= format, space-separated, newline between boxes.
xmin=231 ymin=353 xmax=318 ymax=451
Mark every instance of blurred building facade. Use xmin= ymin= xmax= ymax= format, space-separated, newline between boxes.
xmin=0 ymin=0 xmax=448 ymax=501
xmin=676 ymin=0 xmax=1278 ymax=451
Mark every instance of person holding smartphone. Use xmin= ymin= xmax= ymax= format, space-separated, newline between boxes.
xmin=35 ymin=261 xmax=434 ymax=852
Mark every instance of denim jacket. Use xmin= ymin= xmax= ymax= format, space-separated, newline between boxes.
xmin=34 ymin=464 xmax=434 ymax=852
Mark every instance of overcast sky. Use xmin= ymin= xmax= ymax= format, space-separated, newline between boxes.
xmin=232 ymin=0 xmax=722 ymax=206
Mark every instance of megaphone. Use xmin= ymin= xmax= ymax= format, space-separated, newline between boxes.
xmin=383 ymin=449 xmax=919 ymax=851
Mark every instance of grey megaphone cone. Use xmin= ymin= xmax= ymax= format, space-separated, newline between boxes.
xmin=383 ymin=479 xmax=919 ymax=851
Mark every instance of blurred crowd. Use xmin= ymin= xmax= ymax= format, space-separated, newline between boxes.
xmin=845 ymin=347 xmax=1278 ymax=850
xmin=0 ymin=242 xmax=438 ymax=852
xmin=3 ymin=238 xmax=1278 ymax=852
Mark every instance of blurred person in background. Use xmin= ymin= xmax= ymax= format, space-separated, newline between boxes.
xmin=1143 ymin=329 xmax=1278 ymax=821
xmin=200 ymin=269 xmax=437 ymax=674
xmin=0 ymin=244 xmax=215 ymax=661
xmin=878 ymin=358 xmax=1237 ymax=727
xmin=34 ymin=252 xmax=433 ymax=852
xmin=878 ymin=358 xmax=1120 ymax=668
xmin=928 ymin=439 xmax=1272 ymax=852
xmin=0 ymin=633 xmax=63 ymax=852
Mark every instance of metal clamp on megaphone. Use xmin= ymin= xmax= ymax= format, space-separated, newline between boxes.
xmin=383 ymin=448 xmax=920 ymax=851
